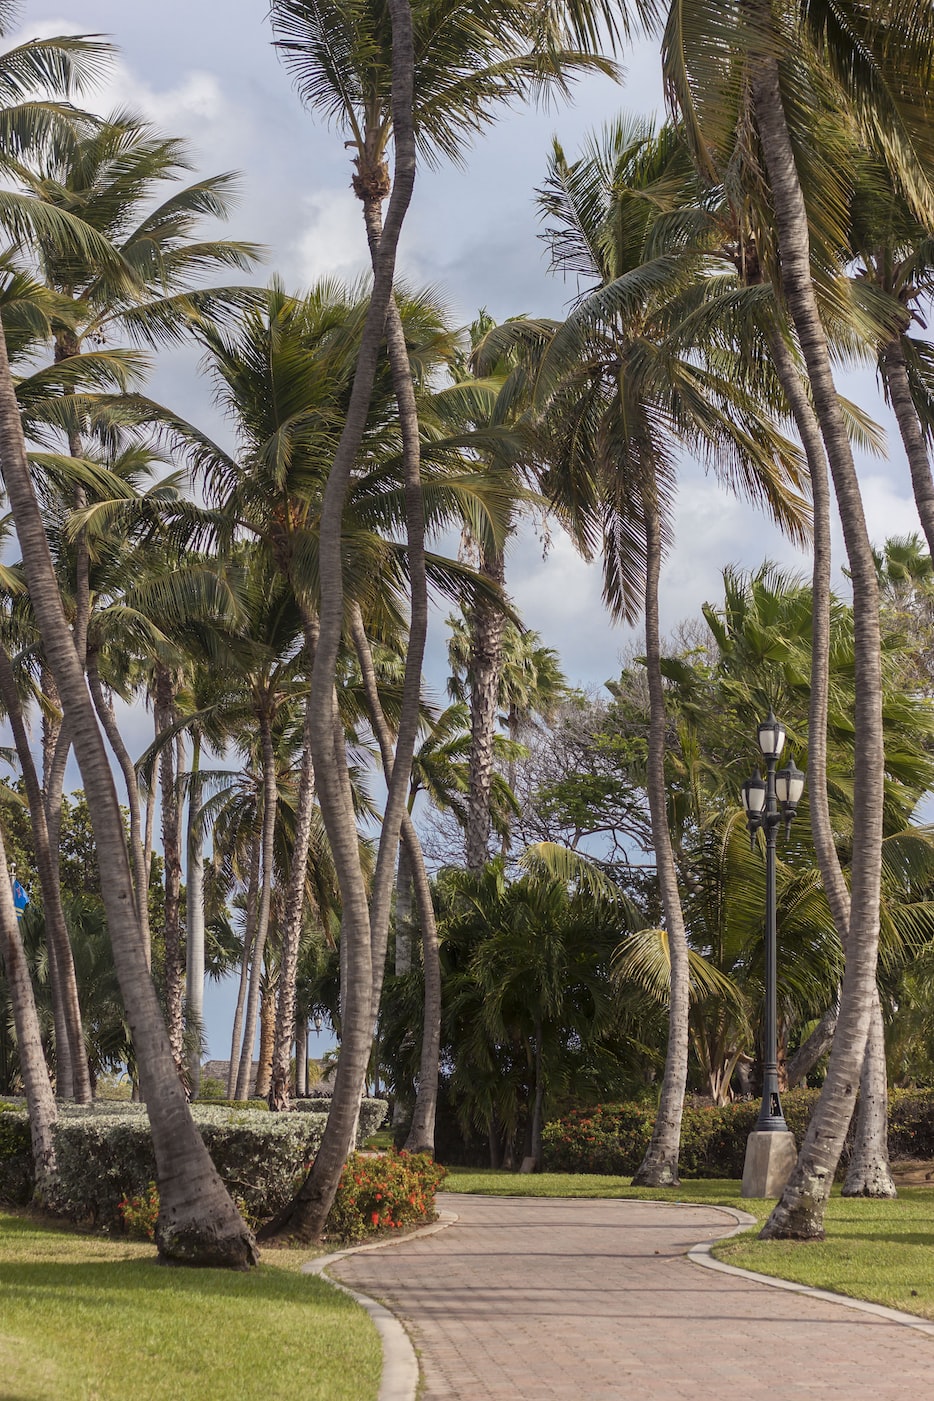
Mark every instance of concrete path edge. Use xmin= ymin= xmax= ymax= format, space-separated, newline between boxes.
xmin=687 ymin=1202 xmax=934 ymax=1339
xmin=302 ymin=1208 xmax=459 ymax=1401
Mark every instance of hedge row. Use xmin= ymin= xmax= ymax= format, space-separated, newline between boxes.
xmin=542 ymin=1088 xmax=934 ymax=1179
xmin=0 ymin=1097 xmax=387 ymax=1223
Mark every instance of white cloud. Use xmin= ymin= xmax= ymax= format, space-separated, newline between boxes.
xmin=291 ymin=189 xmax=371 ymax=287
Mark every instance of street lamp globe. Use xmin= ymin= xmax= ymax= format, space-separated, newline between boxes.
xmin=757 ymin=709 xmax=786 ymax=759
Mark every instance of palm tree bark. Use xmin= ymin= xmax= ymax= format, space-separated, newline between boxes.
xmin=88 ymin=649 xmax=151 ymax=966
xmin=463 ymin=547 xmax=506 ymax=871
xmin=270 ymin=687 xmax=316 ymax=1111
xmin=154 ymin=665 xmax=184 ymax=1069
xmin=843 ymin=991 xmax=895 ymax=1197
xmin=880 ymin=337 xmax=934 ymax=557
xmin=0 ymin=317 xmax=257 ymax=1267
xmin=228 ymin=818 xmax=262 ymax=1099
xmin=0 ymin=643 xmax=90 ymax=1102
xmin=185 ymin=730 xmax=205 ymax=1096
xmin=0 ymin=821 xmax=57 ymax=1195
xmin=348 ymin=605 xmax=441 ymax=1154
xmin=235 ymin=712 xmax=278 ymax=1100
xmin=785 ymin=997 xmax=838 ymax=1089
xmin=751 ymin=43 xmax=884 ymax=1241
xmin=41 ymin=700 xmax=75 ymax=1099
xmin=631 ymin=478 xmax=691 ymax=1187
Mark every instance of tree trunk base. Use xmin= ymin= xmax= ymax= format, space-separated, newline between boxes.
xmin=759 ymin=1173 xmax=830 ymax=1240
xmin=631 ymin=1159 xmax=680 ymax=1188
xmin=842 ymin=1163 xmax=897 ymax=1198
xmin=156 ymin=1214 xmax=259 ymax=1269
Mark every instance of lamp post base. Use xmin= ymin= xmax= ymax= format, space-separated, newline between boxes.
xmin=741 ymin=1129 xmax=797 ymax=1198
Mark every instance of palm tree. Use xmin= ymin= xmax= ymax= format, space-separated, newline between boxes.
xmin=476 ymin=115 xmax=807 ymax=1184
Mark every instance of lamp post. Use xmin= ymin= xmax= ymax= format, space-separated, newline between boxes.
xmin=740 ymin=711 xmax=805 ymax=1192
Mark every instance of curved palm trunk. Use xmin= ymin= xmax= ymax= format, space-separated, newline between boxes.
xmin=270 ymin=686 xmax=316 ymax=1111
xmin=0 ymin=821 xmax=57 ymax=1195
xmin=228 ymin=820 xmax=262 ymax=1099
xmin=769 ymin=326 xmax=893 ymax=1191
xmin=266 ymin=0 xmax=419 ymax=1242
xmin=0 ymin=322 xmax=256 ymax=1266
xmin=0 ymin=645 xmax=90 ymax=1102
xmin=88 ymin=650 xmax=151 ymax=966
xmin=236 ymin=713 xmax=278 ymax=1100
xmin=394 ymin=838 xmax=414 ymax=975
xmin=631 ymin=480 xmax=691 ymax=1187
xmin=751 ymin=44 xmax=884 ymax=1242
xmin=881 ymin=337 xmax=934 ymax=557
xmin=786 ymin=996 xmax=838 ymax=1089
xmin=348 ymin=605 xmax=441 ymax=1154
xmin=186 ymin=731 xmax=205 ymax=1096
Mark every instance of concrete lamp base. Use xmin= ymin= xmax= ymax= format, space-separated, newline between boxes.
xmin=741 ymin=1129 xmax=797 ymax=1199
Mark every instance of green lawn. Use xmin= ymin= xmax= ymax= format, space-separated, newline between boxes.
xmin=0 ymin=1213 xmax=381 ymax=1401
xmin=442 ymin=1169 xmax=934 ymax=1320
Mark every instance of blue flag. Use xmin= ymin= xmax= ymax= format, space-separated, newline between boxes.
xmin=12 ymin=880 xmax=28 ymax=917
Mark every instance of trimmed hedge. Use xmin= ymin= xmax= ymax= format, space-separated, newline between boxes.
xmin=0 ymin=1097 xmax=388 ymax=1221
xmin=542 ymin=1088 xmax=934 ymax=1179
xmin=0 ymin=1101 xmax=32 ymax=1204
xmin=326 ymin=1150 xmax=446 ymax=1242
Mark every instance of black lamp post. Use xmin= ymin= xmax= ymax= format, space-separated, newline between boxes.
xmin=741 ymin=711 xmax=805 ymax=1134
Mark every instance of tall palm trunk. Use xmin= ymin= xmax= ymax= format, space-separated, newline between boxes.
xmin=265 ymin=0 xmax=419 ymax=1241
xmin=228 ymin=819 xmax=262 ymax=1099
xmin=349 ymin=606 xmax=441 ymax=1154
xmin=750 ymin=40 xmax=885 ymax=1241
xmin=270 ymin=687 xmax=316 ymax=1111
xmin=88 ymin=649 xmax=151 ymax=966
xmin=463 ymin=546 xmax=506 ymax=871
xmin=766 ymin=326 xmax=894 ymax=1195
xmin=186 ymin=730 xmax=205 ymax=1096
xmin=255 ymin=979 xmax=276 ymax=1099
xmin=881 ymin=337 xmax=934 ymax=557
xmin=154 ymin=665 xmax=184 ymax=1068
xmin=0 ymin=645 xmax=90 ymax=1102
xmin=0 ymin=821 xmax=57 ymax=1195
xmin=631 ymin=477 xmax=691 ymax=1187
xmin=0 ymin=316 xmax=257 ymax=1266
xmin=40 ymin=679 xmax=76 ymax=1099
xmin=235 ymin=713 xmax=278 ymax=1100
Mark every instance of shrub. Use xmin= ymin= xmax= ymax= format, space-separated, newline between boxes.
xmin=325 ymin=1149 xmax=446 ymax=1243
xmin=118 ymin=1182 xmax=159 ymax=1240
xmin=0 ymin=1102 xmax=32 ymax=1205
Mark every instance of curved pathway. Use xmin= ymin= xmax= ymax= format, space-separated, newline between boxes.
xmin=331 ymin=1192 xmax=934 ymax=1400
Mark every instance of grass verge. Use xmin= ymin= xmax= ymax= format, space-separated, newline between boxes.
xmin=0 ymin=1211 xmax=381 ymax=1401
xmin=442 ymin=1169 xmax=934 ymax=1320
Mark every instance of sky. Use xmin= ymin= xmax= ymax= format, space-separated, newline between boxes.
xmin=19 ymin=2 xmax=927 ymax=1054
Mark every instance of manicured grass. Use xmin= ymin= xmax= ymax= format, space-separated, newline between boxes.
xmin=0 ymin=1212 xmax=381 ymax=1401
xmin=442 ymin=1168 xmax=934 ymax=1320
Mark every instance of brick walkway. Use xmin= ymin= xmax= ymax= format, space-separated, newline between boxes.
xmin=331 ymin=1192 xmax=934 ymax=1400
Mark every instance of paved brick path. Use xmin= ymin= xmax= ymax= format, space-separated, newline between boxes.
xmin=332 ymin=1192 xmax=934 ymax=1400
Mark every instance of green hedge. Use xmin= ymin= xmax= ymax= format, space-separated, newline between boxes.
xmin=542 ymin=1088 xmax=934 ymax=1179
xmin=0 ymin=1098 xmax=388 ymax=1221
xmin=0 ymin=1102 xmax=32 ymax=1204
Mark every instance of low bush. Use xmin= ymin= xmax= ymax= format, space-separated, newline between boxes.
xmin=0 ymin=1101 xmax=32 ymax=1204
xmin=325 ymin=1149 xmax=446 ymax=1242
xmin=543 ymin=1089 xmax=934 ymax=1179
xmin=0 ymin=1096 xmax=387 ymax=1225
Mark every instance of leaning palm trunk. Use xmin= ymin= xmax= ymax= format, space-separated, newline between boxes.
xmin=185 ymin=732 xmax=205 ymax=1096
xmin=880 ymin=338 xmax=934 ymax=558
xmin=0 ymin=821 xmax=57 ymax=1196
xmin=88 ymin=650 xmax=152 ymax=966
xmin=235 ymin=716 xmax=278 ymax=1100
xmin=785 ymin=996 xmax=838 ymax=1088
xmin=751 ymin=43 xmax=884 ymax=1241
xmin=631 ymin=480 xmax=691 ymax=1187
xmin=270 ymin=683 xmax=316 ymax=1110
xmin=0 ymin=319 xmax=257 ymax=1266
xmin=0 ymin=645 xmax=90 ymax=1102
xmin=766 ymin=324 xmax=893 ymax=1195
xmin=264 ymin=0 xmax=419 ymax=1241
xmin=348 ymin=606 xmax=441 ymax=1154
xmin=154 ymin=665 xmax=184 ymax=1067
xmin=40 ymin=699 xmax=77 ymax=1099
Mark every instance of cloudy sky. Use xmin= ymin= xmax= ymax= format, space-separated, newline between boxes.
xmin=22 ymin=3 xmax=925 ymax=1053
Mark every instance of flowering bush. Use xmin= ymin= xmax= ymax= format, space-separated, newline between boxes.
xmin=325 ymin=1150 xmax=447 ymax=1243
xmin=118 ymin=1182 xmax=159 ymax=1240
